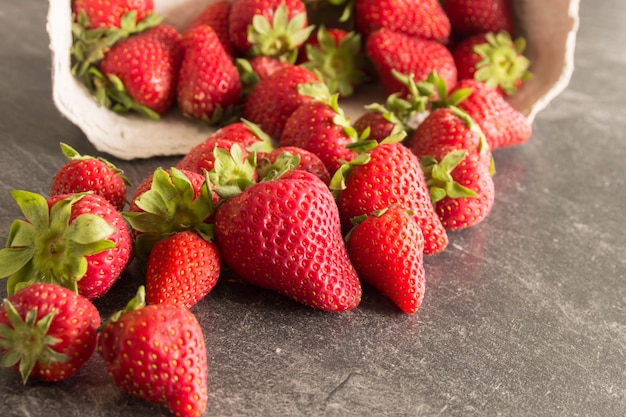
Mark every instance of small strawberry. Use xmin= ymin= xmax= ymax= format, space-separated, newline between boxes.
xmin=242 ymin=64 xmax=319 ymax=139
xmin=214 ymin=169 xmax=362 ymax=312
xmin=346 ymin=206 xmax=425 ymax=314
xmin=279 ymin=83 xmax=360 ymax=175
xmin=330 ymin=133 xmax=448 ymax=254
xmin=228 ymin=0 xmax=314 ymax=60
xmin=0 ymin=283 xmax=100 ymax=383
xmin=177 ymin=25 xmax=242 ymax=124
xmin=98 ymin=287 xmax=208 ymax=417
xmin=183 ymin=0 xmax=235 ymax=56
xmin=365 ymin=28 xmax=457 ymax=98
xmin=94 ymin=24 xmax=183 ymax=118
xmin=146 ymin=231 xmax=221 ymax=308
xmin=72 ymin=0 xmax=154 ymax=30
xmin=237 ymin=56 xmax=295 ymax=95
xmin=443 ymin=0 xmax=516 ymax=39
xmin=355 ymin=0 xmax=451 ymax=41
xmin=258 ymin=146 xmax=331 ymax=185
xmin=50 ymin=143 xmax=130 ymax=211
xmin=453 ymin=31 xmax=531 ymax=96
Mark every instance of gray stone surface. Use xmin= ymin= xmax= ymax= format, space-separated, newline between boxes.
xmin=0 ymin=1 xmax=625 ymax=416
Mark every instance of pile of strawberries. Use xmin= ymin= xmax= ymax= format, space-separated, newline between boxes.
xmin=0 ymin=0 xmax=535 ymax=416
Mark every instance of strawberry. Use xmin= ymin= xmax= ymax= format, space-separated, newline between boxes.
xmin=98 ymin=287 xmax=208 ymax=417
xmin=50 ymin=143 xmax=129 ymax=211
xmin=228 ymin=0 xmax=314 ymax=59
xmin=0 ymin=283 xmax=100 ymax=382
xmin=330 ymin=133 xmax=448 ymax=254
xmin=72 ymin=0 xmax=154 ymax=30
xmin=352 ymin=110 xmax=401 ymax=143
xmin=365 ymin=28 xmax=457 ymax=98
xmin=146 ymin=231 xmax=221 ymax=308
xmin=96 ymin=24 xmax=183 ymax=117
xmin=453 ymin=31 xmax=531 ymax=96
xmin=279 ymin=83 xmax=360 ymax=175
xmin=355 ymin=0 xmax=451 ymax=41
xmin=258 ymin=146 xmax=331 ymax=185
xmin=237 ymin=56 xmax=295 ymax=95
xmin=242 ymin=64 xmax=319 ymax=139
xmin=183 ymin=0 xmax=235 ymax=56
xmin=176 ymin=137 xmax=255 ymax=175
xmin=214 ymin=169 xmax=362 ymax=312
xmin=177 ymin=25 xmax=242 ymax=124
xmin=346 ymin=206 xmax=425 ymax=314
xmin=0 ymin=191 xmax=132 ymax=300
xmin=443 ymin=0 xmax=516 ymax=39
xmin=299 ymin=26 xmax=369 ymax=97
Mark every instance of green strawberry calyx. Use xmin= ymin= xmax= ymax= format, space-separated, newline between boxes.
xmin=247 ymin=3 xmax=315 ymax=62
xmin=122 ymin=167 xmax=216 ymax=257
xmin=472 ymin=31 xmax=532 ymax=96
xmin=241 ymin=119 xmax=276 ymax=154
xmin=208 ymin=143 xmax=258 ymax=200
xmin=0 ymin=300 xmax=69 ymax=384
xmin=59 ymin=142 xmax=130 ymax=186
xmin=256 ymin=151 xmax=302 ymax=182
xmin=421 ymin=150 xmax=478 ymax=204
xmin=301 ymin=26 xmax=369 ymax=97
xmin=0 ymin=191 xmax=116 ymax=296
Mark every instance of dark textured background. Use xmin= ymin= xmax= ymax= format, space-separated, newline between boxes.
xmin=1 ymin=1 xmax=625 ymax=416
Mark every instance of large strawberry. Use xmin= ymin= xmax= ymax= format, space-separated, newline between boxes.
xmin=0 ymin=283 xmax=100 ymax=383
xmin=50 ymin=143 xmax=129 ymax=211
xmin=95 ymin=24 xmax=183 ymax=117
xmin=0 ymin=191 xmax=132 ymax=300
xmin=228 ymin=0 xmax=313 ymax=59
xmin=242 ymin=64 xmax=319 ymax=139
xmin=330 ymin=133 xmax=448 ymax=254
xmin=346 ymin=206 xmax=426 ymax=314
xmin=177 ymin=25 xmax=242 ymax=124
xmin=183 ymin=0 xmax=235 ymax=56
xmin=145 ymin=231 xmax=221 ymax=308
xmin=365 ymin=28 xmax=457 ymax=97
xmin=214 ymin=169 xmax=362 ymax=312
xmin=98 ymin=287 xmax=208 ymax=417
xmin=443 ymin=0 xmax=516 ymax=39
xmin=72 ymin=0 xmax=154 ymax=30
xmin=453 ymin=31 xmax=531 ymax=96
xmin=355 ymin=0 xmax=451 ymax=41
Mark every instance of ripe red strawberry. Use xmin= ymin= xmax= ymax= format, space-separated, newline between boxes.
xmin=365 ymin=28 xmax=457 ymax=97
xmin=352 ymin=110 xmax=401 ymax=143
xmin=228 ymin=0 xmax=313 ymax=59
xmin=98 ymin=287 xmax=207 ymax=417
xmin=0 ymin=191 xmax=131 ymax=300
xmin=279 ymin=84 xmax=360 ymax=175
xmin=0 ymin=283 xmax=100 ymax=383
xmin=72 ymin=0 xmax=154 ymax=29
xmin=259 ymin=146 xmax=331 ymax=185
xmin=453 ymin=31 xmax=531 ymax=96
xmin=50 ymin=143 xmax=129 ymax=211
xmin=453 ymin=79 xmax=533 ymax=149
xmin=176 ymin=137 xmax=254 ymax=175
xmin=177 ymin=25 xmax=242 ymax=124
xmin=237 ymin=56 xmax=295 ymax=95
xmin=443 ymin=0 xmax=516 ymax=39
xmin=355 ymin=0 xmax=451 ymax=41
xmin=331 ymin=134 xmax=448 ymax=254
xmin=146 ymin=231 xmax=221 ymax=308
xmin=183 ymin=0 xmax=235 ymax=56
xmin=214 ymin=169 xmax=362 ymax=312
xmin=97 ymin=24 xmax=183 ymax=117
xmin=242 ymin=64 xmax=319 ymax=139
xmin=347 ymin=206 xmax=425 ymax=314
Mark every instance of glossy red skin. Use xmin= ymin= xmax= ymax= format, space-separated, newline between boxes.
xmin=183 ymin=0 xmax=235 ymax=56
xmin=177 ymin=25 xmax=242 ymax=121
xmin=352 ymin=111 xmax=398 ymax=143
xmin=264 ymin=146 xmax=331 ymax=185
xmin=228 ymin=0 xmax=309 ymax=54
xmin=454 ymin=79 xmax=532 ymax=149
xmin=242 ymin=65 xmax=319 ymax=140
xmin=48 ymin=194 xmax=132 ymax=300
xmin=347 ymin=207 xmax=425 ymax=314
xmin=0 ymin=283 xmax=100 ymax=381
xmin=366 ymin=28 xmax=457 ymax=98
xmin=337 ymin=143 xmax=448 ymax=254
xmin=443 ymin=0 xmax=515 ymax=39
xmin=248 ymin=56 xmax=294 ymax=81
xmin=279 ymin=101 xmax=358 ymax=175
xmin=214 ymin=170 xmax=362 ymax=312
xmin=98 ymin=303 xmax=207 ymax=417
xmin=146 ymin=231 xmax=221 ymax=308
xmin=355 ymin=0 xmax=451 ymax=41
xmin=72 ymin=0 xmax=154 ymax=29
xmin=99 ymin=24 xmax=183 ymax=115
xmin=51 ymin=158 xmax=127 ymax=211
